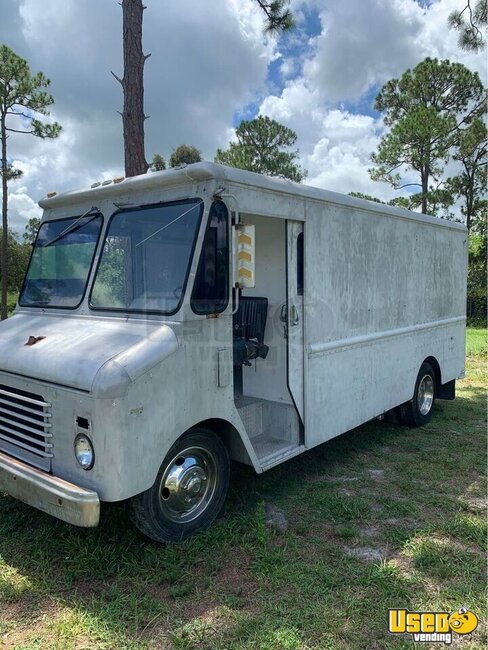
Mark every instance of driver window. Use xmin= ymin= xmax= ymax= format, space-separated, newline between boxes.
xmin=191 ymin=201 xmax=229 ymax=314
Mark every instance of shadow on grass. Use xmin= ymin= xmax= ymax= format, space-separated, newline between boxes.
xmin=0 ymin=383 xmax=486 ymax=649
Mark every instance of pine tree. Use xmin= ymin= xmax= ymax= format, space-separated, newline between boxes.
xmin=369 ymin=58 xmax=484 ymax=214
xmin=117 ymin=1 xmax=294 ymax=178
xmin=215 ymin=116 xmax=306 ymax=182
xmin=0 ymin=45 xmax=61 ymax=319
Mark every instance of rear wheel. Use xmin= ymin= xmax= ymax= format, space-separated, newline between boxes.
xmin=400 ymin=362 xmax=436 ymax=427
xmin=130 ymin=428 xmax=230 ymax=543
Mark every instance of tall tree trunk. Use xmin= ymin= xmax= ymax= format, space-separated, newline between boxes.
xmin=421 ymin=167 xmax=429 ymax=214
xmin=118 ymin=0 xmax=149 ymax=177
xmin=1 ymin=115 xmax=8 ymax=320
xmin=465 ymin=167 xmax=474 ymax=231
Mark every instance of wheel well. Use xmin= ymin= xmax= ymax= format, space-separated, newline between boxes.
xmin=192 ymin=418 xmax=251 ymax=465
xmin=423 ymin=356 xmax=442 ymax=393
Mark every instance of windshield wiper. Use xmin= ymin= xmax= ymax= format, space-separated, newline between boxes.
xmin=43 ymin=206 xmax=100 ymax=247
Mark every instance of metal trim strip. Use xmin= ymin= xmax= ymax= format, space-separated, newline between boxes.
xmin=0 ymin=432 xmax=53 ymax=457
xmin=0 ymin=416 xmax=52 ymax=439
xmin=0 ymin=408 xmax=52 ymax=428
xmin=0 ymin=389 xmax=51 ymax=409
xmin=0 ymin=398 xmax=52 ymax=418
xmin=308 ymin=316 xmax=466 ymax=357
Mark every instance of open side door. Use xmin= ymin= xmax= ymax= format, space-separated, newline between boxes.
xmin=286 ymin=220 xmax=304 ymax=422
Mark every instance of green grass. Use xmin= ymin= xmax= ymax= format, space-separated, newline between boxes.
xmin=0 ymin=329 xmax=486 ymax=649
xmin=467 ymin=327 xmax=487 ymax=357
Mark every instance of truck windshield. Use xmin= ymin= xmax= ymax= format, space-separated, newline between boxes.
xmin=19 ymin=214 xmax=103 ymax=308
xmin=90 ymin=199 xmax=203 ymax=314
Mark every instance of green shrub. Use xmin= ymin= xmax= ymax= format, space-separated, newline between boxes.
xmin=7 ymin=292 xmax=18 ymax=315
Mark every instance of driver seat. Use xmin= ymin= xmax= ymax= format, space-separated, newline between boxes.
xmin=233 ymin=296 xmax=269 ymax=366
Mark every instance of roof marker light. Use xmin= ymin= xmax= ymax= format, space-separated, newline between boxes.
xmin=46 ymin=191 xmax=57 ymax=198
xmin=113 ymin=176 xmax=125 ymax=184
xmin=91 ymin=182 xmax=101 ymax=189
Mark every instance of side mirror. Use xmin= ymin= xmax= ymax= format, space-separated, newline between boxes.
xmin=233 ymin=224 xmax=255 ymax=288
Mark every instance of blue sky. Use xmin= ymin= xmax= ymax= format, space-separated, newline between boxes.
xmin=0 ymin=0 xmax=486 ymax=232
xmin=236 ymin=4 xmax=325 ymax=125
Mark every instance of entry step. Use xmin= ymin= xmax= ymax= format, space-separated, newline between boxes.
xmin=235 ymin=395 xmax=302 ymax=468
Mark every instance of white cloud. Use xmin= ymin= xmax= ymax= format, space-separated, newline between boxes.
xmin=262 ymin=85 xmax=395 ymax=198
xmin=280 ymin=58 xmax=299 ymax=79
xmin=304 ymin=0 xmax=422 ymax=103
xmin=258 ymin=0 xmax=487 ymax=206
xmin=0 ymin=0 xmax=486 ymax=235
xmin=1 ymin=0 xmax=277 ymax=231
xmin=8 ymin=188 xmax=42 ymax=232
xmin=300 ymin=0 xmax=486 ymax=104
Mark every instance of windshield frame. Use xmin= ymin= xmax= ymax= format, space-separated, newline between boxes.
xmin=88 ymin=198 xmax=205 ymax=317
xmin=18 ymin=212 xmax=104 ymax=311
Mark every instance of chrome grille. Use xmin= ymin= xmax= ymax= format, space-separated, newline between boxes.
xmin=0 ymin=385 xmax=53 ymax=468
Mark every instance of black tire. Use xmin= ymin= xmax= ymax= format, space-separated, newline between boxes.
xmin=400 ymin=362 xmax=436 ymax=427
xmin=130 ymin=428 xmax=230 ymax=543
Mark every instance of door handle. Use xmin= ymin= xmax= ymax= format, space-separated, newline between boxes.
xmin=289 ymin=304 xmax=299 ymax=326
xmin=280 ymin=303 xmax=288 ymax=324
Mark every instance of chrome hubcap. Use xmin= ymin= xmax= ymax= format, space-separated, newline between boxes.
xmin=417 ymin=374 xmax=434 ymax=416
xmin=159 ymin=446 xmax=217 ymax=523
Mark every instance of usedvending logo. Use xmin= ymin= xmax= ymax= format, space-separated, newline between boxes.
xmin=388 ymin=607 xmax=478 ymax=644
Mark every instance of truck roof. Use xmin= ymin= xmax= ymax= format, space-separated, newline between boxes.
xmin=39 ymin=161 xmax=466 ymax=231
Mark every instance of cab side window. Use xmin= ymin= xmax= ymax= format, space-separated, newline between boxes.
xmin=191 ymin=201 xmax=229 ymax=314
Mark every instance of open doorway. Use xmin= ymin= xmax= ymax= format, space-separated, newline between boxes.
xmin=232 ymin=214 xmax=304 ymax=468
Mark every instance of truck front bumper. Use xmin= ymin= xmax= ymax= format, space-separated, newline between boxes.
xmin=0 ymin=451 xmax=100 ymax=527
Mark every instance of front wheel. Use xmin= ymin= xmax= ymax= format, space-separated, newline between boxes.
xmin=130 ymin=428 xmax=230 ymax=543
xmin=400 ymin=362 xmax=436 ymax=427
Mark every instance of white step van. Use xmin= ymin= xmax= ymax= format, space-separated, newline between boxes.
xmin=0 ymin=163 xmax=467 ymax=542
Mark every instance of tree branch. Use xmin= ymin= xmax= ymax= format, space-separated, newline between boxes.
xmin=5 ymin=127 xmax=35 ymax=134
xmin=110 ymin=70 xmax=123 ymax=85
xmin=398 ymin=183 xmax=422 ymax=189
xmin=6 ymin=110 xmax=32 ymax=119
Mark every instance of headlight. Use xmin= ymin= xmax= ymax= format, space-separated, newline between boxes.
xmin=74 ymin=434 xmax=95 ymax=470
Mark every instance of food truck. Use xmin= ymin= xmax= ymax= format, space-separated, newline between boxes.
xmin=0 ymin=163 xmax=467 ymax=542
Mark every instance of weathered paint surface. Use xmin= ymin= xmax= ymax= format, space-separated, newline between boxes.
xmin=0 ymin=313 xmax=178 ymax=394
xmin=0 ymin=163 xmax=466 ymax=511
xmin=303 ymin=200 xmax=466 ymax=447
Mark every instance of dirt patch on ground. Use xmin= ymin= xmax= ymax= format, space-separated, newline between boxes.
xmin=368 ymin=469 xmax=385 ymax=481
xmin=145 ymin=547 xmax=258 ymax=619
xmin=138 ymin=551 xmax=258 ymax=649
xmin=460 ymin=494 xmax=487 ymax=514
xmin=370 ymin=503 xmax=385 ymax=514
xmin=327 ymin=475 xmax=360 ymax=483
xmin=0 ymin=592 xmax=52 ymax=623
xmin=339 ymin=487 xmax=358 ymax=497
xmin=343 ymin=545 xmax=387 ymax=561
xmin=385 ymin=553 xmax=417 ymax=581
xmin=69 ymin=577 xmax=116 ymax=600
xmin=264 ymin=502 xmax=288 ymax=532
xmin=145 ymin=605 xmax=254 ymax=650
xmin=358 ymin=525 xmax=380 ymax=538
xmin=0 ymin=596 xmax=62 ymax=649
xmin=212 ymin=549 xmax=257 ymax=602
xmin=383 ymin=517 xmax=416 ymax=526
xmin=424 ymin=532 xmax=483 ymax=556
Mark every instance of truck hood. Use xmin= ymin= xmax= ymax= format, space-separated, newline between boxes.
xmin=0 ymin=313 xmax=178 ymax=397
